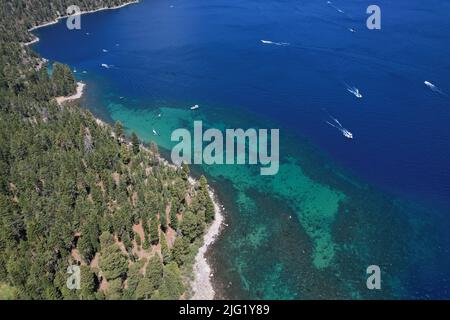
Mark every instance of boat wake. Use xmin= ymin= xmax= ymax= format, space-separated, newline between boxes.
xmin=324 ymin=112 xmax=353 ymax=139
xmin=424 ymin=81 xmax=449 ymax=98
xmin=260 ymin=40 xmax=290 ymax=46
xmin=101 ymin=63 xmax=115 ymax=69
xmin=345 ymin=84 xmax=363 ymax=98
xmin=327 ymin=1 xmax=345 ymax=14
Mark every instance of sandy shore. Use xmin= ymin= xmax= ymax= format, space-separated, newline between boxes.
xmin=24 ymin=0 xmax=140 ymax=46
xmin=55 ymin=82 xmax=85 ymax=105
xmin=190 ymin=179 xmax=225 ymax=300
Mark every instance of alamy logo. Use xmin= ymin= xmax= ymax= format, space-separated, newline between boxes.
xmin=171 ymin=121 xmax=279 ymax=175
xmin=366 ymin=265 xmax=381 ymax=290
xmin=66 ymin=5 xmax=81 ymax=30
xmin=366 ymin=5 xmax=381 ymax=30
xmin=66 ymin=265 xmax=81 ymax=290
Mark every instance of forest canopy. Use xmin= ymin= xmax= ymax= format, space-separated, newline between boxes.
xmin=0 ymin=0 xmax=215 ymax=300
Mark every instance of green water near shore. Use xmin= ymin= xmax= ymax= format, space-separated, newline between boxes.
xmin=104 ymin=99 xmax=426 ymax=299
xmin=108 ymin=102 xmax=343 ymax=267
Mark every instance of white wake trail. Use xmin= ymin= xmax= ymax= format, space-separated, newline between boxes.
xmin=327 ymin=1 xmax=345 ymax=14
xmin=424 ymin=81 xmax=449 ymax=98
xmin=324 ymin=113 xmax=354 ymax=139
xmin=261 ymin=40 xmax=290 ymax=46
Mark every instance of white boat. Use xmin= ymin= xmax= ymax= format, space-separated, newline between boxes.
xmin=102 ymin=49 xmax=108 ymax=53
xmin=190 ymin=104 xmax=200 ymax=110
xmin=152 ymin=129 xmax=159 ymax=136
xmin=347 ymin=86 xmax=362 ymax=98
xmin=101 ymin=63 xmax=109 ymax=69
xmin=157 ymin=113 xmax=162 ymax=118
xmin=353 ymin=88 xmax=362 ymax=98
xmin=325 ymin=115 xmax=354 ymax=140
xmin=342 ymin=129 xmax=353 ymax=139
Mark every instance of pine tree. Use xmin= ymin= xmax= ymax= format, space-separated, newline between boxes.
xmin=131 ymin=132 xmax=140 ymax=154
xmin=135 ymin=232 xmax=141 ymax=247
xmin=180 ymin=211 xmax=203 ymax=243
xmin=149 ymin=218 xmax=159 ymax=245
xmin=204 ymin=195 xmax=215 ymax=224
xmin=181 ymin=162 xmax=190 ymax=181
xmin=134 ymin=276 xmax=153 ymax=300
xmin=171 ymin=237 xmax=188 ymax=266
xmin=199 ymin=175 xmax=215 ymax=223
xmin=120 ymin=144 xmax=131 ymax=165
xmin=114 ymin=121 xmax=124 ymax=142
xmin=126 ymin=261 xmax=143 ymax=297
xmin=51 ymin=62 xmax=76 ymax=96
xmin=160 ymin=209 xmax=168 ymax=232
xmin=158 ymin=262 xmax=184 ymax=300
xmin=99 ymin=244 xmax=128 ymax=281
xmin=99 ymin=231 xmax=114 ymax=248
xmin=146 ymin=255 xmax=163 ymax=291
xmin=160 ymin=234 xmax=171 ymax=264
xmin=80 ymin=265 xmax=96 ymax=300
xmin=77 ymin=233 xmax=95 ymax=263
xmin=142 ymin=238 xmax=150 ymax=250
xmin=106 ymin=278 xmax=123 ymax=300
xmin=169 ymin=203 xmax=178 ymax=230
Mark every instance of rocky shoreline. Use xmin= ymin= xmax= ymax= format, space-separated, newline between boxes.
xmin=189 ymin=180 xmax=225 ymax=300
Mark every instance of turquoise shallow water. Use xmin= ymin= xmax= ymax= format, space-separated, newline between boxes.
xmin=103 ymin=101 xmax=442 ymax=299
xmin=33 ymin=0 xmax=450 ymax=299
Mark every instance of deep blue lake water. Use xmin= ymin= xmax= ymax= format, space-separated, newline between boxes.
xmin=33 ymin=0 xmax=450 ymax=299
